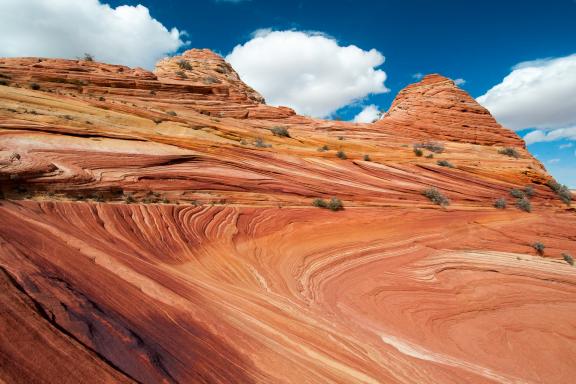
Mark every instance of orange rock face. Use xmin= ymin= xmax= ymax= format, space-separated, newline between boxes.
xmin=0 ymin=51 xmax=575 ymax=383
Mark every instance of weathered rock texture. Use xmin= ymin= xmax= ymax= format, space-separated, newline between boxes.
xmin=0 ymin=50 xmax=575 ymax=384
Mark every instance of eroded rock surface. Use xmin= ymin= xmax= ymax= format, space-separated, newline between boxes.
xmin=0 ymin=51 xmax=575 ymax=383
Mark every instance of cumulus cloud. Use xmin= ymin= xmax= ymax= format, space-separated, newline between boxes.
xmin=454 ymin=78 xmax=466 ymax=86
xmin=548 ymin=158 xmax=561 ymax=164
xmin=0 ymin=0 xmax=187 ymax=69
xmin=226 ymin=30 xmax=388 ymax=117
xmin=477 ymin=54 xmax=576 ymax=144
xmin=353 ymin=105 xmax=381 ymax=123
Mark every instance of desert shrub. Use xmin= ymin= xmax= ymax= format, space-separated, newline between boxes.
xmin=532 ymin=241 xmax=545 ymax=255
xmin=425 ymin=154 xmax=434 ymax=159
xmin=414 ymin=141 xmax=444 ymax=154
xmin=562 ymin=253 xmax=574 ymax=266
xmin=312 ymin=198 xmax=327 ymax=208
xmin=239 ymin=139 xmax=247 ymax=145
xmin=271 ymin=126 xmax=290 ymax=137
xmin=166 ymin=111 xmax=177 ymax=116
xmin=437 ymin=160 xmax=454 ymax=168
xmin=423 ymin=188 xmax=450 ymax=206
xmin=124 ymin=193 xmax=135 ymax=204
xmin=83 ymin=53 xmax=94 ymax=62
xmin=30 ymin=83 xmax=41 ymax=90
xmin=318 ymin=145 xmax=329 ymax=152
xmin=313 ymin=197 xmax=343 ymax=211
xmin=516 ymin=197 xmax=531 ymax=212
xmin=254 ymin=137 xmax=271 ymax=148
xmin=494 ymin=198 xmax=507 ymax=209
xmin=0 ymin=80 xmax=9 ymax=86
xmin=336 ymin=150 xmax=347 ymax=159
xmin=327 ymin=197 xmax=343 ymax=211
xmin=203 ymin=76 xmax=221 ymax=84
xmin=98 ymin=96 xmax=105 ymax=102
xmin=498 ymin=147 xmax=520 ymax=158
xmin=177 ymin=59 xmax=193 ymax=70
xmin=546 ymin=180 xmax=572 ymax=205
xmin=510 ymin=188 xmax=525 ymax=198
xmin=338 ymin=136 xmax=344 ymax=140
xmin=9 ymin=152 xmax=21 ymax=163
xmin=523 ymin=185 xmax=535 ymax=198
xmin=175 ymin=70 xmax=187 ymax=79
xmin=153 ymin=118 xmax=163 ymax=124
xmin=363 ymin=154 xmax=371 ymax=161
xmin=413 ymin=147 xmax=423 ymax=157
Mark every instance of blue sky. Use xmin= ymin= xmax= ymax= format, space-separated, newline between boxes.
xmin=1 ymin=0 xmax=575 ymax=186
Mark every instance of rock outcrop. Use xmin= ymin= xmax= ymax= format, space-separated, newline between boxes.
xmin=0 ymin=50 xmax=574 ymax=384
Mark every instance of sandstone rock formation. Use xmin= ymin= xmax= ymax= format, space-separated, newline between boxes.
xmin=0 ymin=50 xmax=575 ymax=384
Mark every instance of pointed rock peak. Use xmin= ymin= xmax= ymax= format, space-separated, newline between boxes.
xmin=379 ymin=73 xmax=524 ymax=147
xmin=154 ymin=48 xmax=265 ymax=104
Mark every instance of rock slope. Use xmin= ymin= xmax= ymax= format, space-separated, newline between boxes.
xmin=0 ymin=50 xmax=575 ymax=384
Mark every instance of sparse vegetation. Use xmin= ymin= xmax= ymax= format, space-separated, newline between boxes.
xmin=153 ymin=118 xmax=163 ymax=124
xmin=254 ymin=137 xmax=271 ymax=148
xmin=413 ymin=147 xmax=423 ymax=157
xmin=546 ymin=179 xmax=572 ymax=205
xmin=425 ymin=154 xmax=434 ymax=159
xmin=524 ymin=185 xmax=535 ymax=198
xmin=83 ymin=53 xmax=94 ymax=62
xmin=166 ymin=111 xmax=177 ymax=116
xmin=312 ymin=198 xmax=328 ymax=208
xmin=498 ymin=147 xmax=520 ymax=159
xmin=271 ymin=126 xmax=290 ymax=138
xmin=203 ymin=76 xmax=220 ymax=84
xmin=363 ymin=154 xmax=371 ymax=161
xmin=30 ymin=83 xmax=41 ymax=90
xmin=414 ymin=141 xmax=444 ymax=154
xmin=175 ymin=70 xmax=187 ymax=79
xmin=318 ymin=145 xmax=329 ymax=152
xmin=510 ymin=189 xmax=525 ymax=199
xmin=98 ymin=96 xmax=105 ymax=102
xmin=124 ymin=193 xmax=135 ymax=204
xmin=532 ymin=241 xmax=545 ymax=255
xmin=9 ymin=152 xmax=21 ymax=163
xmin=336 ymin=150 xmax=347 ymax=159
xmin=177 ymin=59 xmax=193 ymax=71
xmin=516 ymin=197 xmax=532 ymax=212
xmin=423 ymin=187 xmax=450 ymax=206
xmin=338 ymin=136 xmax=344 ymax=141
xmin=562 ymin=253 xmax=574 ymax=266
xmin=437 ymin=160 xmax=454 ymax=168
xmin=313 ymin=197 xmax=343 ymax=211
xmin=494 ymin=198 xmax=507 ymax=209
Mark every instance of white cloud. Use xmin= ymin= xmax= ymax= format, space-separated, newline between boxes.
xmin=353 ymin=105 xmax=381 ymax=123
xmin=548 ymin=158 xmax=561 ymax=164
xmin=412 ymin=73 xmax=423 ymax=80
xmin=226 ymin=30 xmax=388 ymax=117
xmin=454 ymin=78 xmax=466 ymax=86
xmin=477 ymin=54 xmax=576 ymax=145
xmin=0 ymin=0 xmax=187 ymax=69
xmin=524 ymin=126 xmax=576 ymax=145
xmin=559 ymin=143 xmax=573 ymax=149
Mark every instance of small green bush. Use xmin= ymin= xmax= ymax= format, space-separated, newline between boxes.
xmin=510 ymin=189 xmax=525 ymax=199
xmin=524 ymin=185 xmax=535 ymax=197
xmin=30 ymin=83 xmax=41 ymax=90
xmin=175 ymin=70 xmax=187 ymax=79
xmin=177 ymin=59 xmax=193 ymax=70
xmin=327 ymin=197 xmax=343 ymax=211
xmin=437 ymin=160 xmax=454 ymax=168
xmin=494 ymin=198 xmax=507 ymax=209
xmin=336 ymin=150 xmax=347 ymax=159
xmin=124 ymin=193 xmax=135 ymax=204
xmin=166 ymin=111 xmax=177 ymax=116
xmin=414 ymin=141 xmax=444 ymax=154
xmin=423 ymin=188 xmax=450 ymax=206
xmin=83 ymin=53 xmax=94 ymax=62
xmin=363 ymin=154 xmax=371 ymax=161
xmin=562 ymin=253 xmax=574 ymax=266
xmin=254 ymin=137 xmax=271 ymax=148
xmin=516 ymin=197 xmax=531 ymax=212
xmin=318 ymin=145 xmax=329 ymax=152
xmin=425 ymin=154 xmax=434 ymax=159
xmin=338 ymin=136 xmax=344 ymax=141
xmin=312 ymin=198 xmax=327 ymax=208
xmin=98 ymin=96 xmax=105 ymax=102
xmin=498 ymin=147 xmax=520 ymax=158
xmin=546 ymin=179 xmax=572 ymax=205
xmin=271 ymin=126 xmax=290 ymax=137
xmin=532 ymin=241 xmax=545 ymax=255
xmin=413 ymin=147 xmax=423 ymax=157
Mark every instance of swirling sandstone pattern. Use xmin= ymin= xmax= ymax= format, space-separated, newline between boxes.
xmin=0 ymin=51 xmax=575 ymax=383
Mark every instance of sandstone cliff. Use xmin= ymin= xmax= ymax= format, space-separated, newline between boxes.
xmin=0 ymin=50 xmax=575 ymax=384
